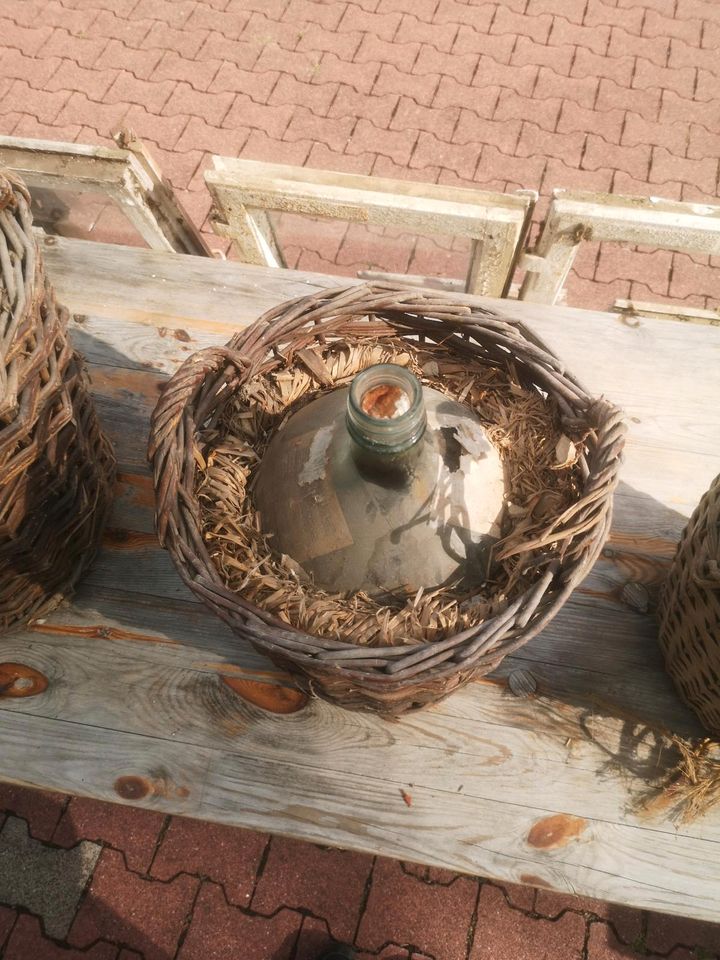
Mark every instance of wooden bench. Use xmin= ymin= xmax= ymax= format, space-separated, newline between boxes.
xmin=0 ymin=237 xmax=719 ymax=922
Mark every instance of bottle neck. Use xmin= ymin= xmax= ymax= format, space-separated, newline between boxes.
xmin=346 ymin=365 xmax=426 ymax=473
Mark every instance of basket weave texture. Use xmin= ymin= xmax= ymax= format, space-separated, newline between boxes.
xmin=0 ymin=171 xmax=116 ymax=631
xmin=659 ymin=473 xmax=720 ymax=735
xmin=149 ymin=283 xmax=625 ymax=715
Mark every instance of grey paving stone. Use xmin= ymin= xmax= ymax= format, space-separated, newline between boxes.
xmin=0 ymin=815 xmax=101 ymax=938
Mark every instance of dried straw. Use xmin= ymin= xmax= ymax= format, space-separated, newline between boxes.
xmin=196 ymin=336 xmax=584 ymax=647
xmin=641 ymin=735 xmax=720 ymax=823
xmin=531 ymin=690 xmax=720 ymax=824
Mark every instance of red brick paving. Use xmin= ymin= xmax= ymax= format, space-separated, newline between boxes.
xmin=252 ymin=836 xmax=373 ymax=942
xmin=586 ymin=923 xmax=693 ymax=960
xmin=4 ymin=914 xmax=117 ymax=960
xmin=151 ymin=817 xmax=268 ymax=904
xmin=0 ymin=782 xmax=67 ymax=842
xmin=356 ymin=857 xmax=478 ymax=960
xmin=471 ymin=884 xmax=586 ymax=960
xmin=533 ymin=890 xmax=642 ymax=944
xmin=68 ymin=848 xmax=199 ymax=960
xmin=645 ymin=910 xmax=720 ymax=955
xmin=294 ymin=916 xmax=342 ymax=960
xmin=179 ymin=883 xmax=302 ymax=960
xmin=0 ymin=904 xmax=16 ymax=950
xmin=2 ymin=778 xmax=720 ymax=958
xmin=54 ymin=796 xmax=166 ymax=874
xmin=2 ymin=0 xmax=720 ymax=955
xmin=0 ymin=0 xmax=717 ymax=309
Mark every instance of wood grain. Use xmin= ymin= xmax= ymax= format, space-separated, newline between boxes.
xmin=0 ymin=237 xmax=717 ymax=921
xmin=1 ymin=626 xmax=713 ymax=843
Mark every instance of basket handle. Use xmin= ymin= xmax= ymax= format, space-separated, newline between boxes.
xmin=148 ymin=345 xmax=249 ymax=544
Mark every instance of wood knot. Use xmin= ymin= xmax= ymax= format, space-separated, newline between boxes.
xmin=0 ymin=663 xmax=49 ymax=699
xmin=527 ymin=814 xmax=588 ymax=850
xmin=114 ymin=776 xmax=150 ymax=801
xmin=223 ymin=677 xmax=309 ymax=714
xmin=519 ymin=873 xmax=554 ymax=889
xmin=115 ymin=773 xmax=190 ymax=802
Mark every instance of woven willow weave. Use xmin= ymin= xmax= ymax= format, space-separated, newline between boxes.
xmin=149 ymin=283 xmax=625 ymax=715
xmin=659 ymin=473 xmax=720 ymax=735
xmin=0 ymin=171 xmax=115 ymax=631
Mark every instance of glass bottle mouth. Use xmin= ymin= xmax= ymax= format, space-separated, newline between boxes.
xmin=346 ymin=364 xmax=427 ymax=454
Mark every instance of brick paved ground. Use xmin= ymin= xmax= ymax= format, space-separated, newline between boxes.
xmin=0 ymin=0 xmax=719 ymax=308
xmin=1 ymin=0 xmax=720 ymax=956
xmin=1 ymin=782 xmax=720 ymax=960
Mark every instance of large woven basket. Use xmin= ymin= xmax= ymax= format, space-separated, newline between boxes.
xmin=0 ymin=171 xmax=116 ymax=631
xmin=659 ymin=473 xmax=720 ymax=735
xmin=149 ymin=283 xmax=625 ymax=714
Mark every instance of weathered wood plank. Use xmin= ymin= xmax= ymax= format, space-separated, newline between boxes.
xmin=0 ymin=236 xmax=717 ymax=923
xmin=48 ymin=236 xmax=720 ymax=402
xmin=201 ymin=754 xmax=720 ymax=919
xmin=17 ymin=581 xmax=695 ymax=741
xmin=18 ymin=580 xmax=691 ymax=732
xmin=42 ymin=235 xmax=718 ymax=350
xmin=0 ymin=631 xmax=714 ymax=843
xmin=43 ymin=235 xmax=339 ymax=328
xmin=1 ymin=708 xmax=717 ymax=919
xmin=0 ymin=712 xmax=212 ymax=817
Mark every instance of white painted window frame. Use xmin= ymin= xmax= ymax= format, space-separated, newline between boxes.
xmin=520 ymin=189 xmax=720 ymax=307
xmin=205 ymin=156 xmax=536 ymax=298
xmin=0 ymin=132 xmax=211 ymax=257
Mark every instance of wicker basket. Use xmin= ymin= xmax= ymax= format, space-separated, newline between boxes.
xmin=0 ymin=171 xmax=116 ymax=631
xmin=659 ymin=473 xmax=720 ymax=735
xmin=149 ymin=283 xmax=625 ymax=715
